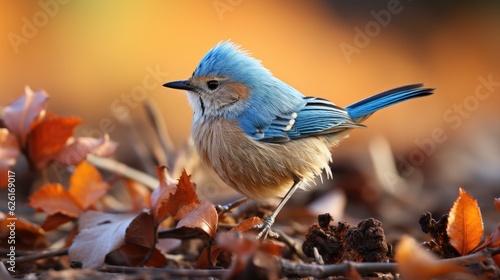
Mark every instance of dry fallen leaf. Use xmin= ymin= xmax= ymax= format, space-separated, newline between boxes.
xmin=495 ymin=198 xmax=500 ymax=213
xmin=231 ymin=217 xmax=264 ymax=233
xmin=195 ymin=245 xmax=224 ymax=269
xmin=69 ymin=161 xmax=109 ymax=209
xmin=474 ymin=223 xmax=500 ymax=253
xmin=176 ymin=200 xmax=218 ymax=238
xmin=2 ymin=86 xmax=48 ymax=147
xmin=125 ymin=180 xmax=151 ymax=211
xmin=151 ymin=168 xmax=200 ymax=223
xmin=28 ymin=116 xmax=83 ymax=169
xmin=150 ymin=166 xmax=177 ymax=223
xmin=0 ymin=212 xmax=48 ymax=250
xmin=28 ymin=183 xmax=83 ymax=218
xmin=217 ymin=231 xmax=283 ymax=279
xmin=165 ymin=170 xmax=199 ymax=220
xmin=69 ymin=211 xmax=142 ymax=268
xmin=54 ymin=134 xmax=118 ymax=165
xmin=396 ymin=235 xmax=468 ymax=280
xmin=447 ymin=188 xmax=484 ymax=255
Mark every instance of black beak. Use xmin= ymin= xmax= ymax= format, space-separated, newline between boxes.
xmin=163 ymin=80 xmax=196 ymax=91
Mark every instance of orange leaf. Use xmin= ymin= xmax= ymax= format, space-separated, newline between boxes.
xmin=125 ymin=180 xmax=151 ymax=210
xmin=3 ymin=86 xmax=48 ymax=147
xmin=28 ymin=116 xmax=83 ymax=169
xmin=396 ymin=235 xmax=468 ymax=280
xmin=0 ymin=212 xmax=48 ymax=250
xmin=69 ymin=161 xmax=109 ymax=209
xmin=28 ymin=183 xmax=82 ymax=218
xmin=494 ymin=198 xmax=500 ymax=213
xmin=231 ymin=217 xmax=264 ymax=232
xmin=446 ymin=188 xmax=484 ymax=255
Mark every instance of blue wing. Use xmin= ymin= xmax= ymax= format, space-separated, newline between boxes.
xmin=238 ymin=96 xmax=359 ymax=143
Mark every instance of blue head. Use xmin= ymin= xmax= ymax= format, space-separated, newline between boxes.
xmin=163 ymin=41 xmax=272 ymax=120
xmin=163 ymin=41 xmax=305 ymax=123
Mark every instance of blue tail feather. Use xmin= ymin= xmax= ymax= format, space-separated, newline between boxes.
xmin=345 ymin=84 xmax=434 ymax=121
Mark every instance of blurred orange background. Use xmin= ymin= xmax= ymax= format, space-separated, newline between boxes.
xmin=1 ymin=1 xmax=500 ymax=205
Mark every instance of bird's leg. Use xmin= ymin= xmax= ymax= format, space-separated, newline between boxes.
xmin=255 ymin=178 xmax=303 ymax=239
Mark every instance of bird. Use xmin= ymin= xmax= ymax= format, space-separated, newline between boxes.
xmin=163 ymin=41 xmax=434 ymax=238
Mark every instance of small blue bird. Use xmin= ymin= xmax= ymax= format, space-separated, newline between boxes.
xmin=163 ymin=41 xmax=433 ymax=238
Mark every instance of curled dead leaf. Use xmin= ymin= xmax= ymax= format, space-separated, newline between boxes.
xmin=176 ymin=200 xmax=218 ymax=238
xmin=69 ymin=211 xmax=153 ymax=268
xmin=54 ymin=134 xmax=118 ymax=165
xmin=3 ymin=86 xmax=48 ymax=147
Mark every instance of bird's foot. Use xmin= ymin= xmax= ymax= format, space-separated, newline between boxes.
xmin=254 ymin=216 xmax=279 ymax=240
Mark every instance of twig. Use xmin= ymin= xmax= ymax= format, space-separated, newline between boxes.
xmin=439 ymin=247 xmax=500 ymax=266
xmin=216 ymin=197 xmax=248 ymax=215
xmin=87 ymin=155 xmax=159 ymax=189
xmin=280 ymin=259 xmax=397 ymax=278
xmin=99 ymin=264 xmax=228 ymax=278
xmin=280 ymin=247 xmax=500 ymax=278
xmin=143 ymin=99 xmax=176 ymax=169
xmin=1 ymin=248 xmax=69 ymax=264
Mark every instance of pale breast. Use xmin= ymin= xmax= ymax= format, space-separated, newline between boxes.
xmin=192 ymin=118 xmax=341 ymax=200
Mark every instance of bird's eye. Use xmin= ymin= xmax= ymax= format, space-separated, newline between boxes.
xmin=207 ymin=80 xmax=219 ymax=90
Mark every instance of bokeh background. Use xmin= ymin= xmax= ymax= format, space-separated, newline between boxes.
xmin=2 ymin=1 xmax=500 ymax=235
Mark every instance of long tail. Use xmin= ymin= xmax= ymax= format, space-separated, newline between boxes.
xmin=345 ymin=83 xmax=434 ymax=122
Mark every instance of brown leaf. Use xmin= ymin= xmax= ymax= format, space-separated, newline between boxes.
xmin=69 ymin=161 xmax=109 ymax=209
xmin=0 ymin=212 xmax=48 ymax=250
xmin=28 ymin=116 xmax=83 ymax=169
xmin=151 ymin=168 xmax=199 ymax=223
xmin=3 ymin=86 xmax=48 ymax=147
xmin=28 ymin=183 xmax=82 ymax=218
xmin=125 ymin=212 xmax=156 ymax=248
xmin=217 ymin=231 xmax=283 ymax=279
xmin=54 ymin=134 xmax=118 ymax=165
xmin=447 ymin=188 xmax=484 ymax=255
xmin=176 ymin=200 xmax=218 ymax=238
xmin=495 ymin=198 xmax=500 ymax=213
xmin=69 ymin=210 xmax=142 ymax=268
xmin=150 ymin=166 xmax=177 ymax=222
xmin=112 ymin=243 xmax=166 ymax=267
xmin=195 ymin=245 xmax=224 ymax=269
xmin=396 ymin=235 xmax=468 ymax=280
xmin=41 ymin=213 xmax=75 ymax=231
xmin=166 ymin=170 xmax=199 ymax=220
